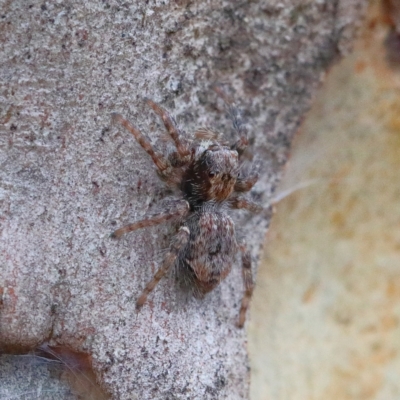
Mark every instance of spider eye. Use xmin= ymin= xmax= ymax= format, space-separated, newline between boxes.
xmin=208 ymin=170 xmax=219 ymax=178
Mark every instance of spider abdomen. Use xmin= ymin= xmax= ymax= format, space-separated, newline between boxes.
xmin=182 ymin=206 xmax=237 ymax=295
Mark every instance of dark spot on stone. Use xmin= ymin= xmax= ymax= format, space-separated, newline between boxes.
xmin=244 ymin=67 xmax=265 ymax=94
xmin=218 ymin=36 xmax=231 ymax=52
xmin=215 ymin=374 xmax=226 ymax=389
xmin=141 ymin=347 xmax=148 ymax=358
xmin=165 ymin=22 xmax=181 ymax=34
xmin=164 ymin=37 xmax=173 ymax=51
xmin=105 ymin=351 xmax=115 ymax=364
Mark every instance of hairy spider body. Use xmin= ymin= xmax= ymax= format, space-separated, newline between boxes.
xmin=112 ymin=99 xmax=260 ymax=327
xmin=181 ymin=142 xmax=239 ymax=207
xmin=180 ymin=204 xmax=237 ymax=296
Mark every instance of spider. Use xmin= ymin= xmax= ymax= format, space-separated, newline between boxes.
xmin=111 ymin=99 xmax=262 ymax=327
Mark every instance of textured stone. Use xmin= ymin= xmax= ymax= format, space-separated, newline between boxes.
xmin=0 ymin=0 xmax=366 ymax=398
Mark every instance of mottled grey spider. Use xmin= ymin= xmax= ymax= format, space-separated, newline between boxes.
xmin=111 ymin=99 xmax=261 ymax=327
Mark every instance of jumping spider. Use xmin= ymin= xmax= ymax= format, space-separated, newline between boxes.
xmin=111 ymin=99 xmax=261 ymax=327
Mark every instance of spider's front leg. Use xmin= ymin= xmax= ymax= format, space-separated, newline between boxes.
xmin=229 ymin=196 xmax=262 ymax=213
xmin=112 ymin=113 xmax=170 ymax=174
xmin=231 ymin=136 xmax=248 ymax=158
xmin=136 ymin=226 xmax=190 ymax=308
xmin=237 ymin=241 xmax=254 ymax=328
xmin=146 ymin=99 xmax=191 ymax=159
xmin=229 ymin=104 xmax=249 ymax=160
xmin=234 ymin=174 xmax=258 ymax=193
xmin=111 ymin=199 xmax=189 ymax=239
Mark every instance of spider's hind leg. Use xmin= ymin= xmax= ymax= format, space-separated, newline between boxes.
xmin=136 ymin=226 xmax=190 ymax=308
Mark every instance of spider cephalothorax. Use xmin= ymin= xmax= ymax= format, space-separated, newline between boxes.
xmin=111 ymin=99 xmax=261 ymax=327
xmin=181 ymin=142 xmax=239 ymax=207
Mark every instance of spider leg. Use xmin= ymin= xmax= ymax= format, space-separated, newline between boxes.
xmin=213 ymin=86 xmax=248 ymax=158
xmin=231 ymin=136 xmax=248 ymax=158
xmin=146 ymin=99 xmax=191 ymax=158
xmin=237 ymin=241 xmax=254 ymax=328
xmin=229 ymin=196 xmax=262 ymax=213
xmin=112 ymin=113 xmax=170 ymax=173
xmin=194 ymin=127 xmax=220 ymax=140
xmin=111 ymin=200 xmax=189 ymax=239
xmin=136 ymin=226 xmax=190 ymax=308
xmin=234 ymin=175 xmax=258 ymax=193
xmin=228 ymin=104 xmax=248 ymax=160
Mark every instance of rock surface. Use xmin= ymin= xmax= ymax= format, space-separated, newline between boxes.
xmin=0 ymin=1 xmax=366 ymax=398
